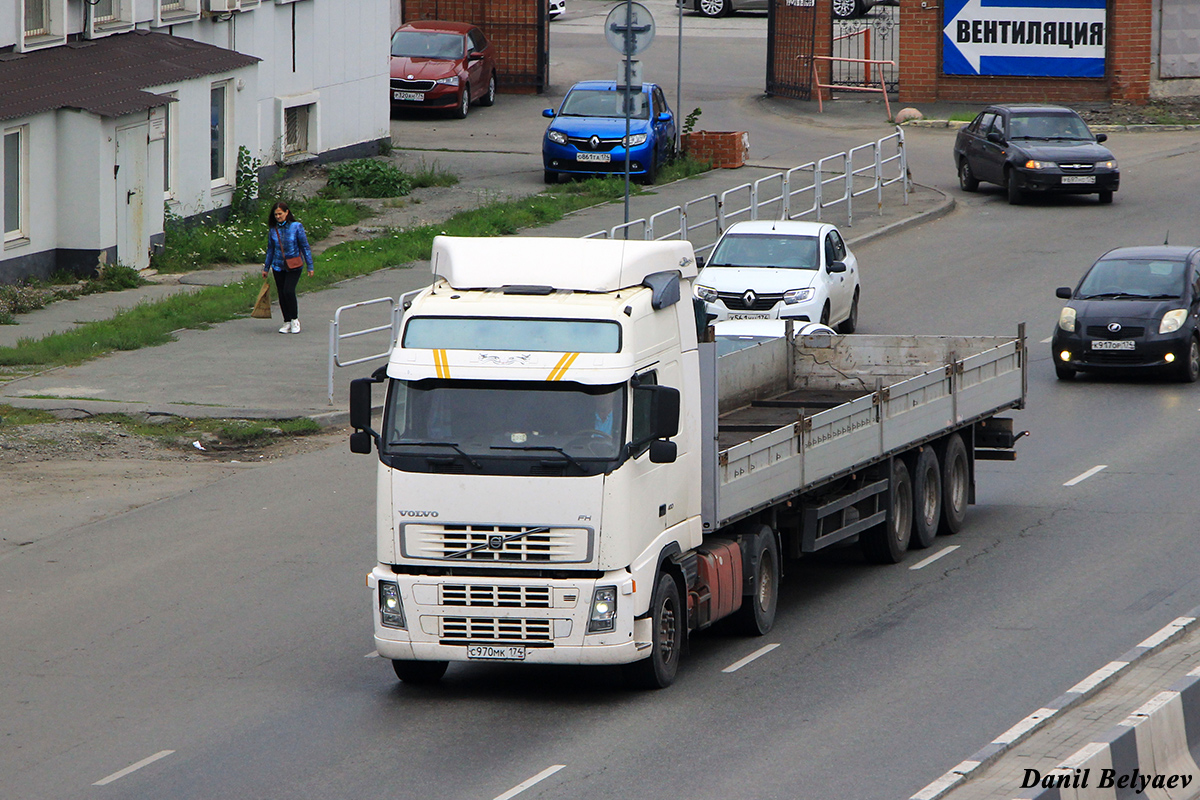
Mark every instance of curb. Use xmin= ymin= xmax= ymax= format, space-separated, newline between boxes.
xmin=845 ymin=183 xmax=956 ymax=249
xmin=911 ymin=611 xmax=1200 ymax=800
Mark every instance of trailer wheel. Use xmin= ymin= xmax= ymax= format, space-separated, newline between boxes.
xmin=940 ymin=433 xmax=969 ymax=535
xmin=732 ymin=526 xmax=779 ymax=636
xmin=392 ymin=659 xmax=448 ymax=685
xmin=623 ymin=573 xmax=683 ymax=689
xmin=861 ymin=458 xmax=912 ymax=564
xmin=909 ymin=447 xmax=941 ymax=549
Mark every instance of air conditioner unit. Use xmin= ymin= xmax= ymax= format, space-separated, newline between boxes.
xmin=206 ymin=0 xmax=240 ymax=11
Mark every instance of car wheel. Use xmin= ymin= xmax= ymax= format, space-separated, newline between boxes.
xmin=543 ymin=169 xmax=559 ymax=185
xmin=1177 ymin=336 xmax=1200 ymax=383
xmin=838 ymin=289 xmax=859 ymax=334
xmin=698 ymin=0 xmax=729 ymax=17
xmin=958 ymin=159 xmax=979 ymax=192
xmin=1006 ymin=168 xmax=1023 ymax=205
xmin=479 ymin=73 xmax=496 ymax=107
xmin=636 ymin=154 xmax=658 ymax=185
xmin=453 ymin=85 xmax=470 ymax=119
xmin=819 ymin=302 xmax=831 ymax=326
xmin=832 ymin=0 xmax=863 ymax=18
xmin=1055 ymin=361 xmax=1076 ymax=380
xmin=1098 ymin=189 xmax=1113 ymax=204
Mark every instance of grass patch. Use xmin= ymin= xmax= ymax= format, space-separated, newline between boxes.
xmin=408 ymin=159 xmax=460 ymax=189
xmin=322 ymin=159 xmax=414 ymax=199
xmin=102 ymin=414 xmax=322 ymax=447
xmin=0 ymin=264 xmax=147 ymax=325
xmin=948 ymin=112 xmax=977 ymax=123
xmin=0 ymin=404 xmax=58 ymax=425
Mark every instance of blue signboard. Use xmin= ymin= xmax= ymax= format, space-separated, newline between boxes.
xmin=943 ymin=0 xmax=1107 ymax=78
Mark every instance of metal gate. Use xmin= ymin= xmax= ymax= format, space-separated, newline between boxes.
xmin=766 ymin=0 xmax=818 ymax=101
xmin=831 ymin=5 xmax=899 ymax=93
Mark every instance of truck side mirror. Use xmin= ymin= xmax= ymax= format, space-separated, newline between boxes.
xmin=649 ymin=439 xmax=677 ymax=464
xmin=653 ymin=385 xmax=681 ymax=440
xmin=349 ymin=376 xmax=381 ymax=454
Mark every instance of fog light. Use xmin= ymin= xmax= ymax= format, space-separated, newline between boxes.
xmin=1165 ymin=352 xmax=1176 ymax=363
xmin=588 ymin=586 xmax=617 ymax=633
xmin=1059 ymin=350 xmax=1072 ymax=363
xmin=379 ymin=580 xmax=406 ymax=629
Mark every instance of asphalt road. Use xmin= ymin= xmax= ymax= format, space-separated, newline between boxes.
xmin=6 ymin=5 xmax=1200 ymax=799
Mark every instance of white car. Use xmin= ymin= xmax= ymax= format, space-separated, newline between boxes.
xmin=694 ymin=220 xmax=861 ymax=333
xmin=548 ymin=0 xmax=565 ymax=19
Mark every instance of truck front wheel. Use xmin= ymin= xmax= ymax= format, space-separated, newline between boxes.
xmin=392 ymin=659 xmax=448 ymax=685
xmin=861 ymin=458 xmax=912 ymax=564
xmin=732 ymin=526 xmax=779 ymax=636
xmin=623 ymin=573 xmax=683 ymax=689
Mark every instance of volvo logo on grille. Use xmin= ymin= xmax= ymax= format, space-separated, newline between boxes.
xmin=488 ymin=535 xmax=505 ymax=550
xmin=743 ymin=289 xmax=758 ymax=308
xmin=589 ymin=135 xmax=601 ymax=150
xmin=1108 ymin=322 xmax=1123 ymax=333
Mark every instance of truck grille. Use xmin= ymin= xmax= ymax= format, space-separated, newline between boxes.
xmin=403 ymin=524 xmax=591 ymax=562
xmin=440 ymin=616 xmax=553 ymax=642
xmin=440 ymin=585 xmax=552 ymax=608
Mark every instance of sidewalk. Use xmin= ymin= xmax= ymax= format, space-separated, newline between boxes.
xmin=0 ymin=151 xmax=950 ymax=423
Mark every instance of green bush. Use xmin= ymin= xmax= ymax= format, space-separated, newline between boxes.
xmin=323 ymin=159 xmax=414 ymax=198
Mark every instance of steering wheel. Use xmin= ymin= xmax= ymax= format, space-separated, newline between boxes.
xmin=566 ymin=430 xmax=613 ymax=457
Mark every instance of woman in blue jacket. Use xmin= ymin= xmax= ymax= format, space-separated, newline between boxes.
xmin=263 ymin=201 xmax=314 ymax=334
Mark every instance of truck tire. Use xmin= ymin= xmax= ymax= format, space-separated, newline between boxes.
xmin=623 ymin=573 xmax=684 ymax=689
xmin=861 ymin=458 xmax=912 ymax=564
xmin=939 ymin=433 xmax=969 ymax=535
xmin=392 ymin=659 xmax=448 ymax=685
xmin=732 ymin=526 xmax=779 ymax=636
xmin=908 ymin=446 xmax=941 ymax=549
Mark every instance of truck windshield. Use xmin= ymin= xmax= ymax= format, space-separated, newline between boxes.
xmin=383 ymin=379 xmax=626 ymax=474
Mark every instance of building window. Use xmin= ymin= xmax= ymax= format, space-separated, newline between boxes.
xmin=4 ymin=127 xmax=27 ymax=242
xmin=284 ymin=104 xmax=311 ymax=157
xmin=161 ymin=0 xmax=184 ymax=9
xmin=153 ymin=0 xmax=199 ymax=27
xmin=93 ymin=0 xmax=116 ymax=23
xmin=210 ymin=83 xmax=229 ymax=185
xmin=24 ymin=0 xmax=48 ymax=35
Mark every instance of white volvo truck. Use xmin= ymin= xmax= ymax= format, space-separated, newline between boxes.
xmin=350 ymin=236 xmax=1027 ymax=688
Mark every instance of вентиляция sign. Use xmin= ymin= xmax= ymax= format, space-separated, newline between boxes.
xmin=943 ymin=0 xmax=1106 ymax=78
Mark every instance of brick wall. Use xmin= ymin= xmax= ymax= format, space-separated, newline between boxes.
xmin=402 ymin=0 xmax=547 ymax=93
xmin=898 ymin=0 xmax=1151 ymax=104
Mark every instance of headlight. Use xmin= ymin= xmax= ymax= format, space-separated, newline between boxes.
xmin=784 ymin=288 xmax=815 ymax=304
xmin=434 ymin=76 xmax=460 ymax=86
xmin=1160 ymin=309 xmax=1188 ymax=334
xmin=588 ymin=586 xmax=617 ymax=633
xmin=547 ymin=130 xmax=567 ymax=145
xmin=1058 ymin=306 xmax=1077 ymax=332
xmin=694 ymin=284 xmax=718 ymax=303
xmin=1024 ymin=160 xmax=1056 ymax=170
xmin=379 ymin=580 xmax=406 ymax=629
xmin=1099 ymin=159 xmax=1117 ymax=170
xmin=623 ymin=133 xmax=647 ymax=147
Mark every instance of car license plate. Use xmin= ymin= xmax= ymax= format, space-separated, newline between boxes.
xmin=393 ymin=90 xmax=424 ymax=102
xmin=728 ymin=313 xmax=771 ymax=320
xmin=576 ymin=152 xmax=611 ymax=163
xmin=1091 ymin=339 xmax=1135 ymax=350
xmin=467 ymin=645 xmax=526 ymax=661
xmin=1061 ymin=175 xmax=1096 ymax=185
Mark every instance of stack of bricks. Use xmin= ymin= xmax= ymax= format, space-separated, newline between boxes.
xmin=897 ymin=0 xmax=1151 ymax=105
xmin=681 ymin=131 xmax=750 ymax=169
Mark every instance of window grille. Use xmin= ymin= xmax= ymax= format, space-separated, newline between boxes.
xmin=284 ymin=105 xmax=310 ymax=156
xmin=94 ymin=0 xmax=116 ymax=23
xmin=24 ymin=0 xmax=48 ymax=35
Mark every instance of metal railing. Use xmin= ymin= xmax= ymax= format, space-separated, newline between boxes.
xmin=327 ymin=129 xmax=909 ymax=403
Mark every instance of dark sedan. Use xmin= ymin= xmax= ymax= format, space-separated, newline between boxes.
xmin=1052 ymin=246 xmax=1200 ymax=382
xmin=953 ymin=104 xmax=1119 ymax=204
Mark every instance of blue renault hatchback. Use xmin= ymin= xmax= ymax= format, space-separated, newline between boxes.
xmin=541 ymin=80 xmax=677 ymax=185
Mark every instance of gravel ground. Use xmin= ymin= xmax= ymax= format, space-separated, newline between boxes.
xmin=1075 ymin=97 xmax=1200 ymax=126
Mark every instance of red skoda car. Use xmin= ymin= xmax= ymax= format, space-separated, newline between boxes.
xmin=390 ymin=21 xmax=498 ymax=119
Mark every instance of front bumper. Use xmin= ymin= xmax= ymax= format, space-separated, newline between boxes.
xmin=1014 ymin=168 xmax=1119 ymax=195
xmin=369 ymin=566 xmax=650 ymax=666
xmin=390 ymin=84 xmax=462 ymax=110
xmin=706 ymin=299 xmax=816 ymax=323
xmin=1051 ymin=329 xmax=1190 ymax=372
xmin=543 ymin=141 xmax=654 ymax=176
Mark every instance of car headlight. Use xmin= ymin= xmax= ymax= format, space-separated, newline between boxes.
xmin=587 ymin=586 xmax=617 ymax=633
xmin=784 ymin=288 xmax=815 ymax=304
xmin=379 ymin=580 xmax=406 ymax=629
xmin=547 ymin=130 xmax=567 ymax=145
xmin=694 ymin=284 xmax=718 ymax=303
xmin=434 ymin=76 xmax=460 ymax=86
xmin=1024 ymin=159 xmax=1056 ymax=170
xmin=623 ymin=133 xmax=647 ymax=147
xmin=1160 ymin=309 xmax=1188 ymax=334
xmin=1058 ymin=306 xmax=1077 ymax=332
xmin=1098 ymin=159 xmax=1117 ymax=170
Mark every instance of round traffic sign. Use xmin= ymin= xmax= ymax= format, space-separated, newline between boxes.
xmin=604 ymin=2 xmax=655 ymax=57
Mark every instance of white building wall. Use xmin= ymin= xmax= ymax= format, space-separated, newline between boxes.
xmin=54 ymin=111 xmax=107 ymax=251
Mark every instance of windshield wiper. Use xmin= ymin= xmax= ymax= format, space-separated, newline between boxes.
xmin=387 ymin=440 xmax=481 ymax=469
xmin=491 ymin=444 xmax=587 ymax=472
xmin=1081 ymin=292 xmax=1148 ymax=300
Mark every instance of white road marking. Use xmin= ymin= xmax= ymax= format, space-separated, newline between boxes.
xmin=1063 ymin=465 xmax=1107 ymax=486
xmin=1040 ymin=336 xmax=1053 ymax=344
xmin=364 ymin=650 xmax=379 ymax=658
xmin=722 ymin=643 xmax=781 ymax=673
xmin=493 ymin=765 xmax=566 ymax=800
xmin=992 ymin=707 xmax=1057 ymax=745
xmin=1068 ymin=660 xmax=1128 ymax=694
xmin=909 ymin=545 xmax=960 ymax=571
xmin=93 ymin=750 xmax=175 ymax=786
xmin=1138 ymin=616 xmax=1196 ymax=649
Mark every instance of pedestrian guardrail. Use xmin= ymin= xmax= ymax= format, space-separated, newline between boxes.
xmin=327 ymin=129 xmax=909 ymax=404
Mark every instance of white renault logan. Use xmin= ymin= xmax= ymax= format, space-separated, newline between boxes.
xmin=694 ymin=220 xmax=861 ymax=333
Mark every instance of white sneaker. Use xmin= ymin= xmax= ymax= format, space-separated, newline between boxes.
xmin=279 ymin=321 xmax=292 ymax=334
xmin=290 ymin=319 xmax=301 ymax=334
